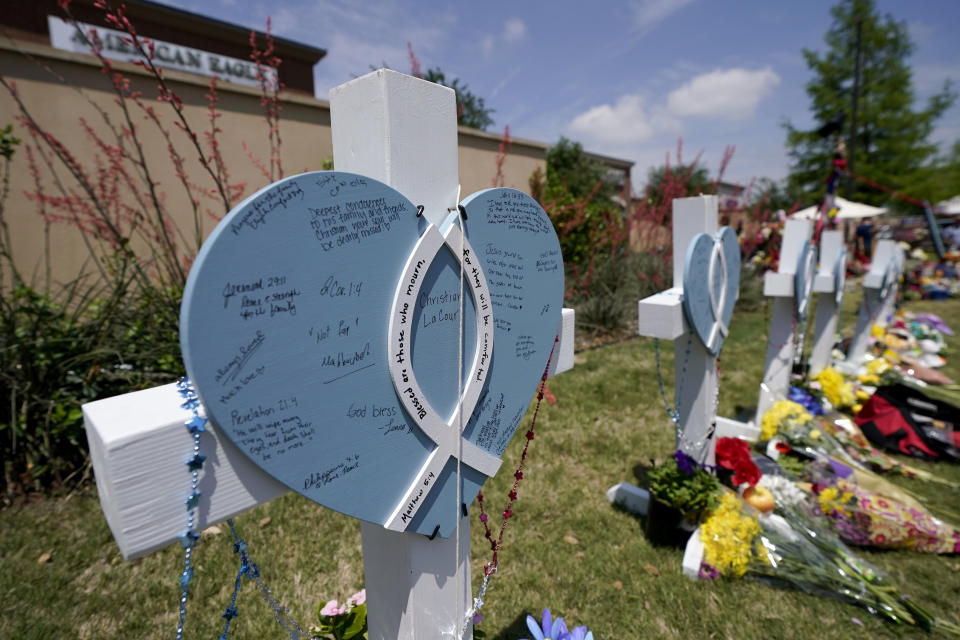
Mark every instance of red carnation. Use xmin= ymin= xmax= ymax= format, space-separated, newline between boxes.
xmin=715 ymin=437 xmax=761 ymax=487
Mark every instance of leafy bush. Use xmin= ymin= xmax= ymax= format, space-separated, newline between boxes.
xmin=0 ymin=2 xmax=282 ymax=498
xmin=647 ymin=453 xmax=720 ymax=514
xmin=567 ymin=252 xmax=669 ymax=337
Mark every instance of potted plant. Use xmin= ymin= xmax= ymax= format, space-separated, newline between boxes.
xmin=645 ymin=451 xmax=719 ymax=546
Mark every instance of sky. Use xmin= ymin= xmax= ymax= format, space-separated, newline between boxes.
xmin=158 ymin=0 xmax=960 ymax=191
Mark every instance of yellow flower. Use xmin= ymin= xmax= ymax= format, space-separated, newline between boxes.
xmin=811 ymin=367 xmax=855 ymax=409
xmin=809 ymin=429 xmax=821 ymax=439
xmin=855 ymin=389 xmax=871 ymax=401
xmin=871 ymin=324 xmax=885 ymax=338
xmin=865 ymin=358 xmax=891 ymax=376
xmin=884 ymin=334 xmax=907 ymax=350
xmin=760 ymin=400 xmax=811 ymax=441
xmin=853 ymin=403 xmax=863 ymax=414
xmin=817 ymin=486 xmax=854 ymax=517
xmin=701 ymin=493 xmax=761 ymax=577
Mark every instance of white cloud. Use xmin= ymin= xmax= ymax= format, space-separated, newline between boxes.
xmin=479 ymin=18 xmax=526 ymax=57
xmin=567 ymin=94 xmax=657 ymax=144
xmin=666 ymin=67 xmax=780 ymax=120
xmin=503 ymin=18 xmax=527 ymax=42
xmin=630 ymin=0 xmax=694 ymax=33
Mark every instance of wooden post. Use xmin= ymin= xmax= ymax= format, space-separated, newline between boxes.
xmin=754 ymin=219 xmax=814 ymax=422
xmin=808 ymin=231 xmax=846 ymax=376
xmin=611 ymin=196 xmax=747 ymax=513
xmin=83 ymin=69 xmax=576 ymax=639
xmin=636 ymin=195 xmax=720 ymax=465
xmin=845 ymin=239 xmax=900 ymax=367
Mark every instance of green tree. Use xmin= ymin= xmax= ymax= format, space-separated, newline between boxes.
xmin=747 ymin=177 xmax=803 ymax=214
xmin=784 ymin=0 xmax=955 ymax=207
xmin=643 ymin=161 xmax=709 ymax=203
xmin=423 ymin=68 xmax=494 ymax=131
xmin=544 ymin=137 xmax=617 ymax=203
xmin=914 ymin=140 xmax=960 ymax=207
xmin=530 ymin=137 xmax=621 ymax=266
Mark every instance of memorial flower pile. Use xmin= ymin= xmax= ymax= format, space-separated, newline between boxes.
xmin=810 ymin=464 xmax=960 ymax=554
xmin=758 ymin=397 xmax=943 ymax=484
xmin=695 ymin=482 xmax=960 ymax=634
xmin=758 ymin=395 xmax=960 ymax=548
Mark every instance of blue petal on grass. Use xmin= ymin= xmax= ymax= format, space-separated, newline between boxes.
xmin=569 ymin=626 xmax=594 ymax=640
xmin=522 ymin=608 xmax=568 ymax=640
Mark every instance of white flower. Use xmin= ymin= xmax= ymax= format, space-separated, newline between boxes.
xmin=758 ymin=474 xmax=806 ymax=508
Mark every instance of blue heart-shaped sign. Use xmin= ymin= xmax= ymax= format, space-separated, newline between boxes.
xmin=833 ymin=246 xmax=847 ymax=306
xmin=794 ymin=239 xmax=817 ymax=322
xmin=180 ymin=172 xmax=564 ymax=537
xmin=681 ymin=227 xmax=740 ymax=355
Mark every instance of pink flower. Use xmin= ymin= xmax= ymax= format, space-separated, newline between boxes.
xmin=348 ymin=589 xmax=366 ymax=606
xmin=320 ymin=600 xmax=346 ymax=616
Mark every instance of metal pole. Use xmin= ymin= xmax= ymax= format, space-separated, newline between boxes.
xmin=846 ymin=18 xmax=862 ymax=200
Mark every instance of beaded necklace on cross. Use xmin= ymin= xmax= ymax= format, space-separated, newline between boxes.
xmin=652 ymin=335 xmax=718 ymax=462
xmin=176 ymin=379 xmax=314 ymax=640
xmin=469 ymin=336 xmax=557 ymax=634
xmin=175 ymin=343 xmax=558 ymax=639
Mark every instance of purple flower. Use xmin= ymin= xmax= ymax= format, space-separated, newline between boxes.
xmin=698 ymin=562 xmax=720 ymax=580
xmin=673 ymin=449 xmax=697 ymax=475
xmin=788 ymin=386 xmax=825 ymax=416
xmin=569 ymin=625 xmax=595 ymax=640
xmin=522 ymin=608 xmax=568 ymax=640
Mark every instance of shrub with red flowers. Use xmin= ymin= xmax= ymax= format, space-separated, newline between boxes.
xmin=715 ymin=437 xmax=761 ymax=488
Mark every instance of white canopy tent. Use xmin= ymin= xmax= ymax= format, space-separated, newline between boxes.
xmin=935 ymin=195 xmax=960 ymax=215
xmin=791 ymin=196 xmax=886 ymax=220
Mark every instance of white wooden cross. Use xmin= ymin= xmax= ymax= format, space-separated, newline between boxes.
xmin=844 ymin=238 xmax=904 ymax=368
xmin=808 ymin=230 xmax=846 ymax=376
xmin=753 ymin=218 xmax=815 ymax=422
xmin=635 ymin=196 xmax=722 ymax=465
xmin=606 ymin=195 xmax=747 ymax=514
xmin=82 ymin=69 xmax=576 ymax=640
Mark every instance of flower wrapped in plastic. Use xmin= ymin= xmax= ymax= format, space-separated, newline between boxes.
xmin=760 ymin=397 xmax=958 ymax=488
xmin=760 ymin=399 xmax=815 ymax=443
xmin=822 ymin=413 xmax=959 ymax=487
xmin=810 ymin=460 xmax=960 ymax=554
xmin=811 ymin=367 xmax=856 ymax=410
xmin=696 ymin=490 xmax=960 ymax=635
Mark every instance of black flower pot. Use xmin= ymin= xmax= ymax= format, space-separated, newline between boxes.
xmin=644 ymin=497 xmax=701 ymax=547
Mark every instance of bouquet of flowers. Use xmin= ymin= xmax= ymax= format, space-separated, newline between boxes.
xmin=696 ymin=490 xmax=960 ymax=634
xmin=810 ymin=460 xmax=960 ymax=554
xmin=761 ymin=398 xmax=957 ymax=487
xmin=645 ymin=451 xmax=721 ymax=545
xmin=811 ymin=367 xmax=856 ymax=411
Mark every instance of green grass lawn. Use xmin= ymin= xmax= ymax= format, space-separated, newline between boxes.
xmin=3 ymin=288 xmax=960 ymax=639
